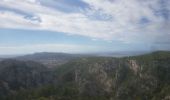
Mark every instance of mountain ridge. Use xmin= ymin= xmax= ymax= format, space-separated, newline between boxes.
xmin=0 ymin=51 xmax=169 ymax=100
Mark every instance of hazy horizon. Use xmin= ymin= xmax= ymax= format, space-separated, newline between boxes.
xmin=0 ymin=50 xmax=168 ymax=58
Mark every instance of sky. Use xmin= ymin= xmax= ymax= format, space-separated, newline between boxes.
xmin=0 ymin=0 xmax=170 ymax=55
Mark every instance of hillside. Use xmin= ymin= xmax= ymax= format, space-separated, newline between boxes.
xmin=0 ymin=51 xmax=170 ymax=100
xmin=0 ymin=59 xmax=55 ymax=100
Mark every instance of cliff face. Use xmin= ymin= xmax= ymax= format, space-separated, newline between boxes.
xmin=0 ymin=51 xmax=170 ymax=100
xmin=51 ymin=51 xmax=170 ymax=100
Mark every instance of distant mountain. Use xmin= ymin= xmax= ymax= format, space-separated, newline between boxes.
xmin=0 ymin=51 xmax=169 ymax=100
xmin=95 ymin=50 xmax=151 ymax=57
xmin=0 ymin=51 xmax=151 ymax=68
xmin=15 ymin=52 xmax=84 ymax=68
xmin=0 ymin=55 xmax=21 ymax=59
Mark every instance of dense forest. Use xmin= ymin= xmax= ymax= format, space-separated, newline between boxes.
xmin=0 ymin=51 xmax=170 ymax=100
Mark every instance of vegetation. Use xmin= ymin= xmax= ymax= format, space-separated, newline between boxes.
xmin=0 ymin=51 xmax=170 ymax=100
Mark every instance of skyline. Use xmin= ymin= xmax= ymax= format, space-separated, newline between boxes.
xmin=0 ymin=0 xmax=170 ymax=54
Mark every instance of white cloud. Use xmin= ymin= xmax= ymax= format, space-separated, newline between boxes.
xmin=83 ymin=0 xmax=170 ymax=44
xmin=0 ymin=11 xmax=39 ymax=29
xmin=0 ymin=0 xmax=169 ymax=44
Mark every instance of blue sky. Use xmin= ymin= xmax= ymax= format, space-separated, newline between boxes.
xmin=0 ymin=0 xmax=169 ymax=54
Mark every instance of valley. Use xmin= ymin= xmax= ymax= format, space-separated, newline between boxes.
xmin=0 ymin=51 xmax=170 ymax=100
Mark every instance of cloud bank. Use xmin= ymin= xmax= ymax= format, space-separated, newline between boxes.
xmin=0 ymin=0 xmax=169 ymax=45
